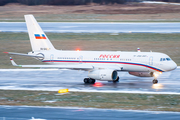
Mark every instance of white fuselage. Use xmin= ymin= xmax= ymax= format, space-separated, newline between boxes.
xmin=36 ymin=50 xmax=177 ymax=73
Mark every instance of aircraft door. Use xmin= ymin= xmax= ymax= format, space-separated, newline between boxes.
xmin=50 ymin=54 xmax=54 ymax=63
xmin=149 ymin=56 xmax=153 ymax=66
xmin=79 ymin=55 xmax=83 ymax=64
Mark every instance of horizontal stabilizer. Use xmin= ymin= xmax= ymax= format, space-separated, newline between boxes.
xmin=4 ymin=52 xmax=44 ymax=58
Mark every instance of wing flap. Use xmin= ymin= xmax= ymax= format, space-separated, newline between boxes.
xmin=92 ymin=64 xmax=123 ymax=71
xmin=9 ymin=57 xmax=122 ymax=71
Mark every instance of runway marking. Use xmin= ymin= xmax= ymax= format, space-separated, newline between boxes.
xmin=1 ymin=105 xmax=180 ymax=114
xmin=1 ymin=87 xmax=180 ymax=95
xmin=69 ymin=89 xmax=180 ymax=95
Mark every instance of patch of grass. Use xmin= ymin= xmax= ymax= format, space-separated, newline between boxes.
xmin=0 ymin=90 xmax=180 ymax=112
xmin=0 ymin=33 xmax=180 ymax=68
xmin=1 ymin=20 xmax=180 ymax=22
xmin=0 ymin=32 xmax=29 ymax=41
xmin=0 ymin=14 xmax=180 ymax=22
xmin=1 ymin=32 xmax=180 ymax=41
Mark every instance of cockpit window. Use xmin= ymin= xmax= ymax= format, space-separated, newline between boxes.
xmin=160 ymin=58 xmax=171 ymax=61
xmin=166 ymin=58 xmax=171 ymax=61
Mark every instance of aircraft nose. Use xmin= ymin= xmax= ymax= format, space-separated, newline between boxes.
xmin=170 ymin=61 xmax=177 ymax=71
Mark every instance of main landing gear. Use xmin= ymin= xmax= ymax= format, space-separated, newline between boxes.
xmin=152 ymin=79 xmax=158 ymax=84
xmin=84 ymin=78 xmax=96 ymax=84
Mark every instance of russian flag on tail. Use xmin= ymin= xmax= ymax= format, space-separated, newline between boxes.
xmin=34 ymin=34 xmax=46 ymax=39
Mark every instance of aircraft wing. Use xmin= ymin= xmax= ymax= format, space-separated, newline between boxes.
xmin=9 ymin=57 xmax=93 ymax=71
xmin=9 ymin=57 xmax=122 ymax=71
xmin=4 ymin=52 xmax=44 ymax=58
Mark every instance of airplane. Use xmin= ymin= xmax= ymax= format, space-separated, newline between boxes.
xmin=4 ymin=14 xmax=177 ymax=84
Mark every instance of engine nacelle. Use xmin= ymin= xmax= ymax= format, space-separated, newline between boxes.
xmin=88 ymin=69 xmax=118 ymax=81
xmin=28 ymin=52 xmax=44 ymax=60
xmin=129 ymin=72 xmax=153 ymax=77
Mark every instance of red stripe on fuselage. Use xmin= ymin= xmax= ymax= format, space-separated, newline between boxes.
xmin=42 ymin=60 xmax=163 ymax=72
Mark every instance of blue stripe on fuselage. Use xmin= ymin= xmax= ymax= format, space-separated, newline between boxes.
xmin=42 ymin=60 xmax=164 ymax=72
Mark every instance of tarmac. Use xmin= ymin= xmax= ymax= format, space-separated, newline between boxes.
xmin=0 ymin=67 xmax=179 ymax=94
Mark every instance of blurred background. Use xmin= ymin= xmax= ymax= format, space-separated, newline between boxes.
xmin=0 ymin=0 xmax=180 ymax=68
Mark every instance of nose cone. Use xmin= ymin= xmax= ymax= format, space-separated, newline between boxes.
xmin=169 ymin=61 xmax=177 ymax=71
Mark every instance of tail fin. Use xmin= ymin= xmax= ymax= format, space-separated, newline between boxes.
xmin=24 ymin=14 xmax=55 ymax=52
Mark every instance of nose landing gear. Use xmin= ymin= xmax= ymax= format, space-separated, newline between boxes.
xmin=152 ymin=72 xmax=161 ymax=84
xmin=152 ymin=79 xmax=158 ymax=84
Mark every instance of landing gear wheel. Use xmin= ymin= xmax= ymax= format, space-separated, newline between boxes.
xmin=113 ymin=76 xmax=119 ymax=83
xmin=84 ymin=78 xmax=96 ymax=84
xmin=84 ymin=78 xmax=89 ymax=84
xmin=89 ymin=78 xmax=96 ymax=84
xmin=153 ymin=79 xmax=158 ymax=84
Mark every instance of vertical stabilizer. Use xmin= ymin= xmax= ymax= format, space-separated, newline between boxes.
xmin=24 ymin=14 xmax=55 ymax=51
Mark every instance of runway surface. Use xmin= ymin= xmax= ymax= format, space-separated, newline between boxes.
xmin=0 ymin=69 xmax=180 ymax=119
xmin=0 ymin=67 xmax=179 ymax=94
xmin=0 ymin=22 xmax=180 ymax=33
xmin=0 ymin=106 xmax=180 ymax=120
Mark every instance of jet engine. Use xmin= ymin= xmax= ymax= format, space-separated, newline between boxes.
xmin=88 ymin=69 xmax=118 ymax=81
xmin=129 ymin=72 xmax=153 ymax=77
xmin=36 ymin=53 xmax=44 ymax=60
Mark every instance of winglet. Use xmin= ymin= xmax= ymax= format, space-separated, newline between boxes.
xmin=10 ymin=57 xmax=21 ymax=67
xmin=137 ymin=48 xmax=141 ymax=52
